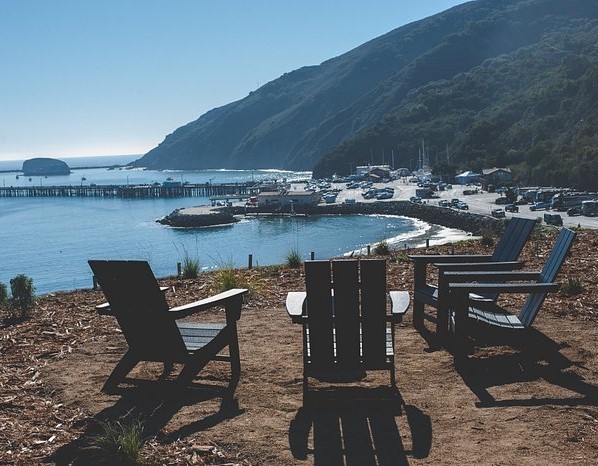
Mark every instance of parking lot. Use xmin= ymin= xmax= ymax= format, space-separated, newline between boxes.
xmin=310 ymin=178 xmax=598 ymax=229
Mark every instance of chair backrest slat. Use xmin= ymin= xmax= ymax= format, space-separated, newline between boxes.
xmin=519 ymin=228 xmax=576 ymax=327
xmin=332 ymin=260 xmax=360 ymax=366
xmin=89 ymin=260 xmax=185 ymax=357
xmin=360 ymin=259 xmax=387 ymax=366
xmin=492 ymin=217 xmax=536 ymax=262
xmin=305 ymin=261 xmax=335 ymax=366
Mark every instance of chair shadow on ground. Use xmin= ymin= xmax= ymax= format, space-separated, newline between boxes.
xmin=289 ymin=387 xmax=431 ymax=466
xmin=49 ymin=376 xmax=242 ymax=465
xmin=413 ymin=317 xmax=446 ymax=353
xmin=454 ymin=326 xmax=598 ymax=408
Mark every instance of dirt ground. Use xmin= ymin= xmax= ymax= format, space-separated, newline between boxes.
xmin=1 ymin=227 xmax=597 ymax=465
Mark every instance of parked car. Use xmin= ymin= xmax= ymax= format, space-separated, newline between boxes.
xmin=438 ymin=199 xmax=450 ymax=207
xmin=504 ymin=204 xmax=519 ymax=213
xmin=491 ymin=208 xmax=506 ymax=218
xmin=457 ymin=202 xmax=469 ymax=210
xmin=375 ymin=191 xmax=393 ymax=200
xmin=530 ymin=201 xmax=551 ymax=211
xmin=495 ymin=197 xmax=509 ymax=205
xmin=409 ymin=196 xmax=422 ymax=203
xmin=567 ymin=206 xmax=582 ymax=216
xmin=544 ymin=213 xmax=563 ymax=226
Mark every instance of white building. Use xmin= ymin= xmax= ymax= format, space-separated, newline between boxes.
xmin=257 ymin=190 xmax=321 ymax=207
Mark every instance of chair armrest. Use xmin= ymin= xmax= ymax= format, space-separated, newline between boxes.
xmin=410 ymin=254 xmax=494 ymax=294
xmin=408 ymin=254 xmax=492 ymax=265
xmin=434 ymin=261 xmax=524 ymax=271
xmin=95 ymin=286 xmax=170 ymax=316
xmin=389 ymin=291 xmax=410 ymax=322
xmin=442 ymin=271 xmax=541 ymax=282
xmin=449 ymin=282 xmax=560 ymax=294
xmin=169 ymin=288 xmax=248 ymax=319
xmin=95 ymin=302 xmax=113 ymax=315
xmin=286 ymin=292 xmax=306 ymax=324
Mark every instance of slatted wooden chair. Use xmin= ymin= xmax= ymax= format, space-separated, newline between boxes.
xmin=447 ymin=227 xmax=576 ymax=353
xmin=89 ymin=260 xmax=247 ymax=395
xmin=286 ymin=259 xmax=410 ymax=402
xmin=408 ymin=217 xmax=536 ymax=339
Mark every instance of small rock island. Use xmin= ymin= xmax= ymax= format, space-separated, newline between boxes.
xmin=22 ymin=157 xmax=71 ymax=176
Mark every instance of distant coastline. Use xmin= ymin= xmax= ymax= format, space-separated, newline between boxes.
xmin=0 ymin=154 xmax=139 ymax=173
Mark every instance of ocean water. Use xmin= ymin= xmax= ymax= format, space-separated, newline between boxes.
xmin=0 ymin=155 xmax=438 ymax=295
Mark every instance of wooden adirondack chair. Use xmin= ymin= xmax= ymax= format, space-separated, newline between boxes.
xmin=409 ymin=217 xmax=536 ymax=338
xmin=286 ymin=259 xmax=410 ymax=402
xmin=447 ymin=227 xmax=576 ymax=353
xmin=89 ymin=260 xmax=247 ymax=394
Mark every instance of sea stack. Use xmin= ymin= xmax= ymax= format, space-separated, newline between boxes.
xmin=22 ymin=157 xmax=71 ymax=176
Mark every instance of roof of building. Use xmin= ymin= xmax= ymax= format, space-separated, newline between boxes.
xmin=482 ymin=167 xmax=512 ymax=175
xmin=456 ymin=171 xmax=480 ymax=178
xmin=257 ymin=190 xmax=318 ymax=197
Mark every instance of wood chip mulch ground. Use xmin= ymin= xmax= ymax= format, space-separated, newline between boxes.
xmin=1 ymin=227 xmax=597 ymax=465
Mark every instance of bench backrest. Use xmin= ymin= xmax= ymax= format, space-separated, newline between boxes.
xmin=304 ymin=259 xmax=387 ymax=369
xmin=89 ymin=260 xmax=186 ymax=358
xmin=519 ymin=228 xmax=576 ymax=327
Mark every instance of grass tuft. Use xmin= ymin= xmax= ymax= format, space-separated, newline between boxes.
xmin=181 ymin=253 xmax=200 ymax=279
xmin=85 ymin=419 xmax=145 ymax=464
xmin=373 ymin=240 xmax=391 ymax=255
xmin=561 ymin=277 xmax=583 ymax=296
xmin=285 ymin=248 xmax=302 ymax=268
xmin=479 ymin=228 xmax=495 ymax=247
xmin=212 ymin=260 xmax=250 ymax=293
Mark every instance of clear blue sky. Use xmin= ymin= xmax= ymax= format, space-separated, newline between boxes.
xmin=0 ymin=0 xmax=468 ymax=161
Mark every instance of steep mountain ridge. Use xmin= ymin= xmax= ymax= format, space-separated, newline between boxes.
xmin=132 ymin=1 xmax=476 ymax=169
xmin=133 ymin=0 xmax=598 ymax=190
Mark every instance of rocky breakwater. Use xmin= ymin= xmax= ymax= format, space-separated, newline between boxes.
xmin=158 ymin=207 xmax=238 ymax=227
xmin=299 ymin=201 xmax=503 ymax=235
xmin=159 ymin=200 xmax=505 ymax=234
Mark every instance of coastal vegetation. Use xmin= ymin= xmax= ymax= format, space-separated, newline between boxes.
xmin=284 ymin=248 xmax=302 ymax=268
xmin=210 ymin=261 xmax=251 ymax=294
xmin=181 ymin=253 xmax=200 ymax=279
xmin=0 ymin=274 xmax=36 ymax=322
xmin=562 ymin=276 xmax=584 ymax=296
xmin=133 ymin=0 xmax=598 ymax=191
xmin=83 ymin=418 xmax=145 ymax=465
xmin=373 ymin=239 xmax=391 ymax=255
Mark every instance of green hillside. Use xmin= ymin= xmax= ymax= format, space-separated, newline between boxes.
xmin=133 ymin=0 xmax=598 ymax=190
xmin=313 ymin=0 xmax=598 ymax=191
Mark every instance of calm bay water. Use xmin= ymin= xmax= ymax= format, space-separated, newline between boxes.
xmin=0 ymin=155 xmax=432 ymax=295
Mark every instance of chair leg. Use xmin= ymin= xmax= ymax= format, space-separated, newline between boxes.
xmin=158 ymin=362 xmax=174 ymax=380
xmin=302 ymin=372 xmax=309 ymax=406
xmin=436 ymin=305 xmax=449 ymax=341
xmin=227 ymin=329 xmax=241 ymax=397
xmin=102 ymin=350 xmax=139 ymax=394
xmin=178 ymin=352 xmax=213 ymax=386
xmin=413 ymin=300 xmax=424 ymax=329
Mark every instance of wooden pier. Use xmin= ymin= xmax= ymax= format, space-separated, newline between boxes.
xmin=0 ymin=183 xmax=259 ymax=199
